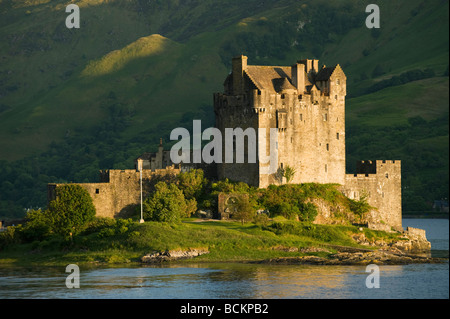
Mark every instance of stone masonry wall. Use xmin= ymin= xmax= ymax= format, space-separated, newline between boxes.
xmin=48 ymin=166 xmax=181 ymax=219
xmin=341 ymin=160 xmax=402 ymax=230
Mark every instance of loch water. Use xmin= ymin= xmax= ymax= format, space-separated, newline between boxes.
xmin=0 ymin=219 xmax=448 ymax=299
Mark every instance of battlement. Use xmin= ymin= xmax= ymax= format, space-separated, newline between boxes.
xmin=356 ymin=160 xmax=401 ymax=175
xmin=101 ymin=166 xmax=181 ymax=181
xmin=347 ymin=173 xmax=378 ymax=179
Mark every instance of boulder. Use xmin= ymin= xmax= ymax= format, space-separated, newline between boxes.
xmin=141 ymin=248 xmax=209 ymax=263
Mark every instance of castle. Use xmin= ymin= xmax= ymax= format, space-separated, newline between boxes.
xmin=214 ymin=56 xmax=402 ymax=229
xmin=48 ymin=56 xmax=402 ymax=230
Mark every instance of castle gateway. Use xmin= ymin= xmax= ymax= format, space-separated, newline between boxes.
xmin=214 ymin=56 xmax=401 ymax=229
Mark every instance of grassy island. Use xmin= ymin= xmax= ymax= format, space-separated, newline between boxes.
xmin=0 ymin=217 xmax=402 ymax=267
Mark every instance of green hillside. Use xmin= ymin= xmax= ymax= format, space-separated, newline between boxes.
xmin=0 ymin=0 xmax=448 ymax=219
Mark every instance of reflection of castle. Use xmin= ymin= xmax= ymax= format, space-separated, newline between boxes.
xmin=48 ymin=56 xmax=402 ymax=230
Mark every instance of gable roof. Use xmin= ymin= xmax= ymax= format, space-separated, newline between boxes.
xmin=315 ymin=66 xmax=337 ymax=81
xmin=245 ymin=65 xmax=293 ymax=93
xmin=273 ymin=77 xmax=297 ymax=92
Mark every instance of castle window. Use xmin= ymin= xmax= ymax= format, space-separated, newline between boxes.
xmin=337 ymin=79 xmax=340 ymax=85
xmin=326 ymin=144 xmax=329 ymax=151
xmin=385 ymin=173 xmax=389 ymax=179
xmin=336 ymin=133 xmax=340 ymax=140
xmin=95 ymin=189 xmax=100 ymax=194
xmin=300 ymin=114 xmax=303 ymax=121
xmin=323 ymin=113 xmax=328 ymax=121
xmin=281 ymin=94 xmax=285 ymax=99
xmin=335 ymin=95 xmax=338 ymax=100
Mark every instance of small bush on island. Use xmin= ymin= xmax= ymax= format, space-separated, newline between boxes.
xmin=143 ymin=181 xmax=196 ymax=223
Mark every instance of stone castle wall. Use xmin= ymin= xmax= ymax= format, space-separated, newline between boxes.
xmin=341 ymin=160 xmax=402 ymax=230
xmin=48 ymin=166 xmax=181 ymax=219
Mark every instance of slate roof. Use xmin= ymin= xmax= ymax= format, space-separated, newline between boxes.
xmin=245 ymin=65 xmax=293 ymax=93
xmin=273 ymin=77 xmax=297 ymax=92
xmin=315 ymin=66 xmax=337 ymax=81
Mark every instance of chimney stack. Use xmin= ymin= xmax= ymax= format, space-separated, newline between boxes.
xmin=298 ymin=58 xmax=319 ymax=74
xmin=291 ymin=63 xmax=305 ymax=94
xmin=232 ymin=55 xmax=248 ymax=95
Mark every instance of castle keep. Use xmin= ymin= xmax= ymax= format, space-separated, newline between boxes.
xmin=214 ymin=56 xmax=402 ymax=229
xmin=48 ymin=56 xmax=402 ymax=230
xmin=214 ymin=56 xmax=346 ymax=187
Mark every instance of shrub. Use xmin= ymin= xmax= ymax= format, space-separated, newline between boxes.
xmin=348 ymin=194 xmax=372 ymax=217
xmin=253 ymin=213 xmax=270 ymax=227
xmin=229 ymin=195 xmax=255 ymax=224
xmin=177 ymin=169 xmax=207 ymax=200
xmin=47 ymin=185 xmax=96 ymax=238
xmin=298 ymin=202 xmax=318 ymax=222
xmin=83 ymin=217 xmax=116 ymax=234
xmin=21 ymin=209 xmax=53 ymax=241
xmin=143 ymin=182 xmax=193 ymax=223
xmin=0 ymin=225 xmax=22 ymax=250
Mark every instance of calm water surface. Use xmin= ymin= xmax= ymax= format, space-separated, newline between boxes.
xmin=0 ymin=219 xmax=448 ymax=299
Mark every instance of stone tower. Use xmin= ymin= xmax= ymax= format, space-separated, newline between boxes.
xmin=214 ymin=55 xmax=347 ymax=188
xmin=214 ymin=56 xmax=402 ymax=229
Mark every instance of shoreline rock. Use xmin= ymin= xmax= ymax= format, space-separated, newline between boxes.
xmin=141 ymin=248 xmax=209 ymax=263
xmin=350 ymin=226 xmax=432 ymax=255
xmin=258 ymin=250 xmax=447 ymax=266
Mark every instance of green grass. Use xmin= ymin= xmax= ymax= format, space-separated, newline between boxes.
xmin=347 ymin=77 xmax=449 ymax=127
xmin=0 ymin=218 xmax=402 ymax=266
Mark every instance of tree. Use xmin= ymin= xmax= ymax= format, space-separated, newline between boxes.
xmin=229 ymin=195 xmax=254 ymax=224
xmin=143 ymin=182 xmax=195 ymax=223
xmin=47 ymin=185 xmax=96 ymax=239
xmin=177 ymin=169 xmax=206 ymax=200
xmin=348 ymin=192 xmax=372 ymax=218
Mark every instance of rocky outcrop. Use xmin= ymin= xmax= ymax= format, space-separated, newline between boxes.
xmin=260 ymin=250 xmax=445 ymax=265
xmin=141 ymin=248 xmax=209 ymax=263
xmin=259 ymin=225 xmax=438 ymax=265
xmin=350 ymin=226 xmax=431 ymax=255
xmin=394 ymin=227 xmax=431 ymax=254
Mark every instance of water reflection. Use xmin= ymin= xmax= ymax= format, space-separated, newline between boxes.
xmin=2 ymin=262 xmax=446 ymax=299
xmin=0 ymin=219 xmax=448 ymax=299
